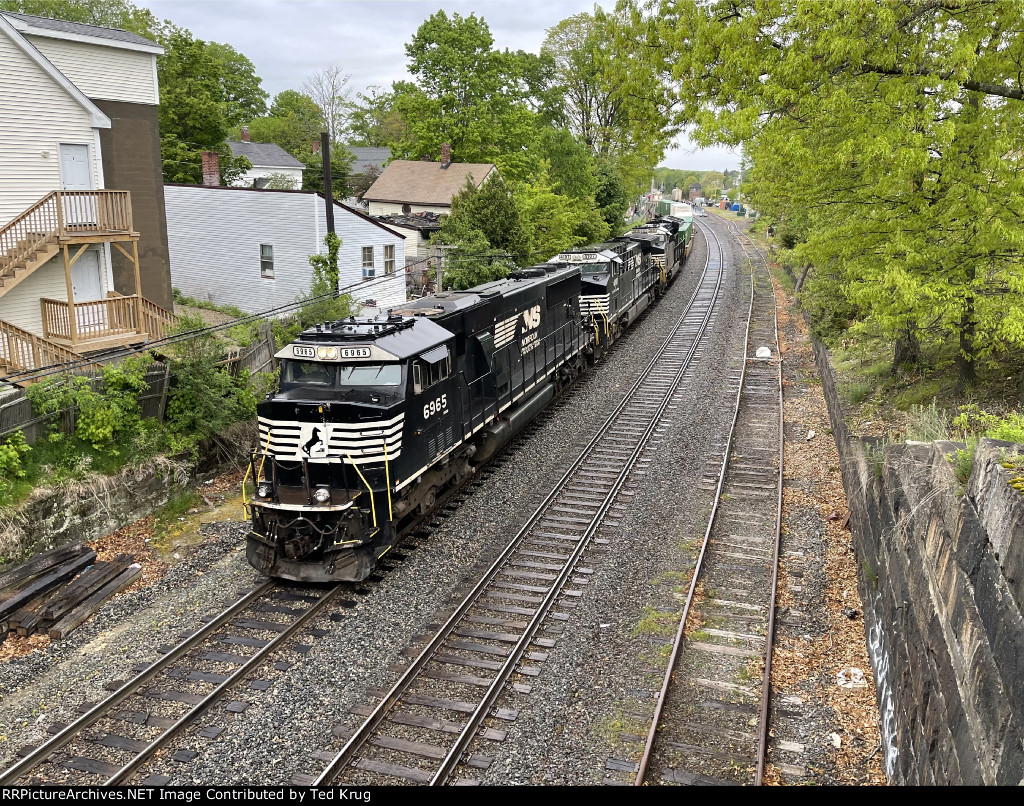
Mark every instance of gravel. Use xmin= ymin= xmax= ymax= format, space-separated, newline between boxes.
xmin=0 ymin=226 xmax=764 ymax=784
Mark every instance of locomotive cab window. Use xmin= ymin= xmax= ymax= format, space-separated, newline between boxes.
xmin=412 ymin=345 xmax=451 ymax=394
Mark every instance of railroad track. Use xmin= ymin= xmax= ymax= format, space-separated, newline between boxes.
xmin=0 ymin=580 xmax=352 ymax=785
xmin=632 ymin=215 xmax=783 ymax=786
xmin=308 ymin=227 xmax=727 ymax=786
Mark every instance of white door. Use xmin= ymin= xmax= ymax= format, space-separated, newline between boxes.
xmin=59 ymin=144 xmax=94 ymax=226
xmin=71 ymin=249 xmax=106 ymax=333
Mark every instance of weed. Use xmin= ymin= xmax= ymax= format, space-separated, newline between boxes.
xmin=632 ymin=606 xmax=678 ymax=638
xmin=949 ymin=444 xmax=976 ymax=487
xmin=841 ymin=381 xmax=873 ymax=406
xmin=687 ymin=629 xmax=711 ymax=642
xmin=865 ymin=442 xmax=886 ymax=480
xmin=861 ymin=560 xmax=879 ymax=587
xmin=905 ymin=400 xmax=951 ymax=442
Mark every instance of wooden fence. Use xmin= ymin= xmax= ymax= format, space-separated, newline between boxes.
xmin=0 ymin=323 xmax=276 ymax=445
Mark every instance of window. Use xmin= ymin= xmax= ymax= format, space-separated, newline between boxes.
xmin=384 ymin=244 xmax=395 ymax=275
xmin=260 ymin=244 xmax=274 ymax=279
xmin=362 ymin=246 xmax=374 ymax=279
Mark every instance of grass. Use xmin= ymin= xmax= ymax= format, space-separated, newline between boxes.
xmin=632 ymin=606 xmax=679 ymax=638
xmin=841 ymin=381 xmax=873 ymax=406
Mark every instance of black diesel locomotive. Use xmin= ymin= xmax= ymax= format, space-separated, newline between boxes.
xmin=245 ymin=220 xmax=691 ymax=582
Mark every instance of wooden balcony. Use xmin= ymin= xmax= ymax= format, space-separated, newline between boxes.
xmin=41 ymin=294 xmax=174 ymax=352
xmin=0 ymin=190 xmax=139 ymax=300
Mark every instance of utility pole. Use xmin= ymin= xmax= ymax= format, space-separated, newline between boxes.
xmin=321 ymin=132 xmax=335 ymax=236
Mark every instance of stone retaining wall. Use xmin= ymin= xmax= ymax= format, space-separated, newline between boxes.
xmin=812 ymin=341 xmax=1024 ymax=784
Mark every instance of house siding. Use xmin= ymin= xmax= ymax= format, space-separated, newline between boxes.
xmin=94 ymin=99 xmax=171 ymax=310
xmin=26 ymin=36 xmax=157 ymax=105
xmin=164 ymin=187 xmax=406 ymax=315
xmin=0 ymin=29 xmax=101 ymax=225
xmin=367 ymin=201 xmax=450 ymax=218
xmin=2 ymin=255 xmax=75 ymax=335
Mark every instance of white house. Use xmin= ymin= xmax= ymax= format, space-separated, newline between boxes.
xmin=227 ymin=128 xmax=305 ymax=189
xmin=0 ymin=12 xmax=174 ymax=374
xmin=164 ymin=186 xmax=407 ymax=314
xmin=362 ymin=148 xmax=497 ymax=217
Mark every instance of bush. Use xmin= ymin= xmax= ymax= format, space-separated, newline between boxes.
xmin=27 ymin=354 xmax=154 ymax=457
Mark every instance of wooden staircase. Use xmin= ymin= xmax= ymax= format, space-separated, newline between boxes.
xmin=0 ymin=318 xmax=100 ymax=382
xmin=0 ymin=190 xmax=137 ymax=299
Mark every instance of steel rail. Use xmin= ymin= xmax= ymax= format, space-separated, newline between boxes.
xmin=725 ymin=221 xmax=784 ymax=787
xmin=634 ymin=218 xmax=754 ymax=785
xmin=0 ymin=580 xmax=276 ymax=785
xmin=106 ymin=584 xmax=346 ymax=785
xmin=316 ymin=228 xmax=723 ymax=786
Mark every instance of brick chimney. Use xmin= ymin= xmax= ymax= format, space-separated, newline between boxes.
xmin=311 ymin=139 xmax=320 ymax=154
xmin=440 ymin=142 xmax=451 ymax=169
xmin=201 ymin=151 xmax=220 ymax=187
xmin=240 ymin=126 xmax=251 ymax=142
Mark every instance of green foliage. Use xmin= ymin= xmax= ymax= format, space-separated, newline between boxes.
xmin=240 ymin=90 xmax=325 ymax=158
xmin=658 ymin=0 xmax=1024 ymax=389
xmin=390 ymin=11 xmax=539 ymax=167
xmin=0 ymin=431 xmax=30 ymax=500
xmin=514 ymin=172 xmax=609 ymax=261
xmin=433 ymin=175 xmax=532 ymax=289
xmin=953 ymin=405 xmax=1024 ymax=446
xmin=543 ymin=8 xmax=675 ymax=195
xmin=163 ymin=315 xmax=255 ymax=456
xmin=300 ymin=145 xmax=354 ymax=196
xmin=27 ymin=355 xmax=153 ymax=455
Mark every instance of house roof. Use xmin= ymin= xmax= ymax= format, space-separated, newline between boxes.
xmin=163 ymin=184 xmax=404 ymax=239
xmin=227 ymin=141 xmax=305 ymax=170
xmin=363 ymin=160 xmax=496 ymax=207
xmin=0 ymin=14 xmax=110 ymax=128
xmin=374 ymin=212 xmax=443 ymax=234
xmin=1 ymin=11 xmax=162 ymax=53
xmin=348 ymin=147 xmax=391 ymax=175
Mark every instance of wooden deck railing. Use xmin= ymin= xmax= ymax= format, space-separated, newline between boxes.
xmin=139 ymin=296 xmax=176 ymax=340
xmin=40 ymin=294 xmax=176 ymax=346
xmin=0 ymin=192 xmax=60 ymax=275
xmin=41 ymin=295 xmax=140 ymax=343
xmin=0 ymin=191 xmax=135 ymax=275
xmin=0 ymin=318 xmax=88 ymax=373
xmin=59 ymin=190 xmax=134 ymax=234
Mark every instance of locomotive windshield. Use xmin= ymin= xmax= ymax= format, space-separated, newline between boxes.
xmin=280 ymin=360 xmax=403 ymax=391
xmin=580 ymin=260 xmax=614 ymax=275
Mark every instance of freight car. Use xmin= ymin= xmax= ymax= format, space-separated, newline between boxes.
xmin=244 ymin=227 xmax=690 ymax=583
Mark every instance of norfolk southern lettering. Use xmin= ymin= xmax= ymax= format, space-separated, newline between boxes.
xmin=244 ymin=214 xmax=693 ymax=583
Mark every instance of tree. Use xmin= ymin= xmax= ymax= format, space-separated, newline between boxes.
xmin=432 ymin=175 xmax=531 ymax=288
xmin=656 ymin=0 xmax=1024 ymax=385
xmin=205 ymin=41 xmax=267 ymax=126
xmin=347 ymin=86 xmax=409 ymax=148
xmin=542 ymin=8 xmax=675 ymax=194
xmin=303 ymin=66 xmax=352 ymax=144
xmin=242 ymin=90 xmax=325 ymax=158
xmin=389 ymin=11 xmax=538 ymax=173
xmin=300 ymin=145 xmax=354 ymax=197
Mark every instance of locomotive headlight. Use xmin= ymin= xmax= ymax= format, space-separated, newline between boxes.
xmin=313 ymin=487 xmax=331 ymax=503
xmin=316 ymin=346 xmax=339 ymax=360
xmin=256 ymin=482 xmax=273 ymax=499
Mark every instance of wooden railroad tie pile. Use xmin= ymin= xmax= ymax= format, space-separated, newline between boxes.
xmin=0 ymin=542 xmax=141 ymax=644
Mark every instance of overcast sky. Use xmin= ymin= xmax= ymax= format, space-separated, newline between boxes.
xmin=146 ymin=0 xmax=742 ymax=172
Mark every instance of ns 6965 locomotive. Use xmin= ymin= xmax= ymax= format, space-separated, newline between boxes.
xmin=246 ymin=264 xmax=591 ymax=582
xmin=245 ymin=220 xmax=690 ymax=583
